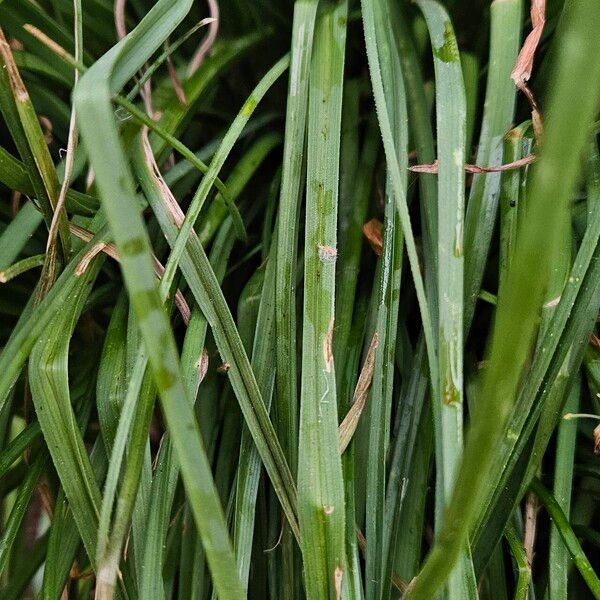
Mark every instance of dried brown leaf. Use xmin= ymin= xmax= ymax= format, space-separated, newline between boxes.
xmin=511 ymin=0 xmax=546 ymax=87
xmin=362 ymin=218 xmax=383 ymax=256
xmin=410 ymin=154 xmax=536 ymax=174
xmin=338 ymin=332 xmax=379 ymax=454
xmin=511 ymin=0 xmax=546 ymax=139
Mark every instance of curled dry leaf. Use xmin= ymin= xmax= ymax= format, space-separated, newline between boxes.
xmin=410 ymin=154 xmax=536 ymax=174
xmin=197 ymin=348 xmax=209 ymax=382
xmin=594 ymin=423 xmax=600 ymax=455
xmin=114 ymin=0 xmax=127 ymax=41
xmin=511 ymin=0 xmax=546 ymax=139
xmin=511 ymin=0 xmax=546 ymax=88
xmin=362 ymin=218 xmax=383 ymax=256
xmin=187 ymin=0 xmax=220 ymax=75
xmin=75 ymin=242 xmax=108 ymax=276
xmin=167 ymin=57 xmax=187 ymax=106
xmin=189 ymin=348 xmax=210 ymax=400
xmin=338 ymin=332 xmax=379 ymax=454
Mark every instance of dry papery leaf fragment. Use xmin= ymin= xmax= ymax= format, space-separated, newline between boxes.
xmin=362 ymin=218 xmax=383 ymax=256
xmin=511 ymin=0 xmax=546 ymax=139
xmin=338 ymin=332 xmax=379 ymax=454
xmin=409 ymin=154 xmax=537 ymax=174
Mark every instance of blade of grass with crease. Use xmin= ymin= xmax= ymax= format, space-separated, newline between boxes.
xmin=28 ymin=230 xmax=128 ymax=588
xmin=234 ymin=238 xmax=278 ymax=590
xmin=298 ymin=2 xmax=347 ymax=598
xmin=275 ymin=0 xmax=318 ymax=478
xmin=416 ymin=3 xmax=476 ymax=597
xmin=363 ymin=2 xmax=406 ymax=597
xmin=275 ymin=5 xmax=318 ymax=593
xmin=549 ymin=377 xmax=580 ymax=599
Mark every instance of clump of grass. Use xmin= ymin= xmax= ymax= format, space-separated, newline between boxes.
xmin=0 ymin=0 xmax=600 ymax=598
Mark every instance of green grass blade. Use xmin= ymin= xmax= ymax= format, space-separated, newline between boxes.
xmin=196 ymin=131 xmax=281 ymax=246
xmin=2 ymin=532 xmax=48 ymax=600
xmin=95 ymin=349 xmax=155 ymax=596
xmin=27 ymin=239 xmax=134 ymax=593
xmin=473 ymin=140 xmax=600 ymax=559
xmin=531 ymin=477 xmax=600 ymax=598
xmin=460 ymin=51 xmax=479 ymax=154
xmin=363 ymin=2 xmax=406 ymax=596
xmin=0 ymin=454 xmax=47 ymax=574
xmin=498 ymin=122 xmax=533 ymax=293
xmin=503 ymin=523 xmax=530 ymax=600
xmin=474 ymin=230 xmax=600 ymax=573
xmin=336 ymin=82 xmax=378 ymax=600
xmin=0 ymin=423 xmax=41 ymax=479
xmin=0 ymin=28 xmax=70 ymax=261
xmin=463 ymin=0 xmax=522 ymax=334
xmin=390 ymin=406 xmax=432 ymax=588
xmin=393 ymin=3 xmax=438 ymax=326
xmin=415 ymin=0 xmax=466 ymax=506
xmin=416 ymin=2 xmax=476 ymax=596
xmin=275 ymin=0 xmax=318 ymax=485
xmin=274 ymin=6 xmax=319 ymax=593
xmin=384 ymin=338 xmax=429 ymax=590
xmin=0 ymin=36 xmax=61 ymax=244
xmin=0 ymin=224 xmax=109 ymax=414
xmin=0 ymin=253 xmax=45 ymax=283
xmin=96 ymin=293 xmax=128 ymax=454
xmin=0 ymin=203 xmax=43 ymax=269
xmin=549 ymin=378 xmax=580 ymax=599
xmin=366 ymin=188 xmax=404 ymax=600
xmin=42 ymin=436 xmax=108 ymax=599
xmin=234 ymin=241 xmax=278 ymax=589
xmin=137 ymin=219 xmax=236 ymax=599
xmin=0 ymin=146 xmax=34 ymax=193
xmin=298 ymin=3 xmax=347 ymax=598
